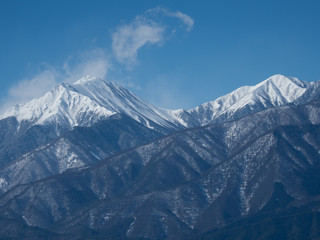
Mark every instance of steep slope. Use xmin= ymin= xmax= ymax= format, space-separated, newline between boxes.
xmin=0 ymin=117 xmax=60 ymax=169
xmin=0 ymin=74 xmax=320 ymax=239
xmin=0 ymin=114 xmax=162 ymax=194
xmin=0 ymin=74 xmax=318 ymax=173
xmin=192 ymin=200 xmax=320 ymax=240
xmin=71 ymin=76 xmax=183 ymax=129
xmin=169 ymin=74 xmax=320 ymax=126
xmin=1 ymin=82 xmax=115 ymax=132
xmin=2 ymin=74 xmax=319 ymax=133
xmin=0 ymin=76 xmax=182 ymax=193
xmin=0 ymin=76 xmax=182 ymax=132
xmin=1 ymin=100 xmax=320 ymax=239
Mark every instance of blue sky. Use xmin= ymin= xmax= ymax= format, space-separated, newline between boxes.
xmin=1 ymin=0 xmax=320 ymax=111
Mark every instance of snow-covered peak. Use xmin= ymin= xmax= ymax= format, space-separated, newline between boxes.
xmin=71 ymin=78 xmax=180 ymax=129
xmin=0 ymin=74 xmax=317 ymax=133
xmin=74 ymin=75 xmax=99 ymax=84
xmin=263 ymin=74 xmax=306 ymax=87
xmin=0 ymin=82 xmax=115 ymax=131
xmin=254 ymin=74 xmax=309 ymax=103
xmin=0 ymin=76 xmax=180 ymax=132
xmin=187 ymin=74 xmax=312 ymax=125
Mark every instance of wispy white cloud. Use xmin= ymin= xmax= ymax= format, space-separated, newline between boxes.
xmin=63 ymin=48 xmax=111 ymax=82
xmin=112 ymin=7 xmax=194 ymax=67
xmin=147 ymin=7 xmax=194 ymax=32
xmin=112 ymin=16 xmax=164 ymax=67
xmin=0 ymin=48 xmax=111 ymax=113
xmin=173 ymin=11 xmax=194 ymax=32
xmin=1 ymin=7 xmax=194 ymax=113
xmin=0 ymin=67 xmax=59 ymax=113
xmin=141 ymin=74 xmax=193 ymax=110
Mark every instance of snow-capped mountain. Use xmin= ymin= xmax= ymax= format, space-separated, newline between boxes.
xmin=0 ymin=73 xmax=318 ymax=181
xmin=1 ymin=99 xmax=320 ymax=239
xmin=1 ymin=74 xmax=319 ymax=133
xmin=0 ymin=74 xmax=319 ymax=177
xmin=0 ymin=74 xmax=320 ymax=239
xmin=171 ymin=74 xmax=319 ymax=126
xmin=0 ymin=76 xmax=182 ymax=133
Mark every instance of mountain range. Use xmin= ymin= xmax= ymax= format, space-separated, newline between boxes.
xmin=0 ymin=74 xmax=319 ymax=239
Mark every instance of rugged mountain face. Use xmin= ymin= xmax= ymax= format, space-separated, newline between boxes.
xmin=190 ymin=200 xmax=320 ymax=240
xmin=0 ymin=76 xmax=179 ymax=194
xmin=1 ymin=74 xmax=318 ymax=171
xmin=2 ymin=74 xmax=319 ymax=132
xmin=0 ymin=114 xmax=162 ymax=194
xmin=1 ymin=100 xmax=320 ymax=239
xmin=0 ymin=74 xmax=320 ymax=239
xmin=0 ymin=76 xmax=183 ymax=133
xmin=170 ymin=74 xmax=320 ymax=126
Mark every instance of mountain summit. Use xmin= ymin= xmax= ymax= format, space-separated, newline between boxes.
xmin=0 ymin=76 xmax=182 ymax=133
xmin=178 ymin=74 xmax=317 ymax=126
xmin=2 ymin=74 xmax=318 ymax=132
xmin=0 ymin=74 xmax=320 ymax=239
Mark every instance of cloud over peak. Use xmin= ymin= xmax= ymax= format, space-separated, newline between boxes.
xmin=112 ymin=16 xmax=164 ymax=67
xmin=0 ymin=49 xmax=111 ymax=113
xmin=63 ymin=48 xmax=111 ymax=82
xmin=0 ymin=7 xmax=194 ymax=113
